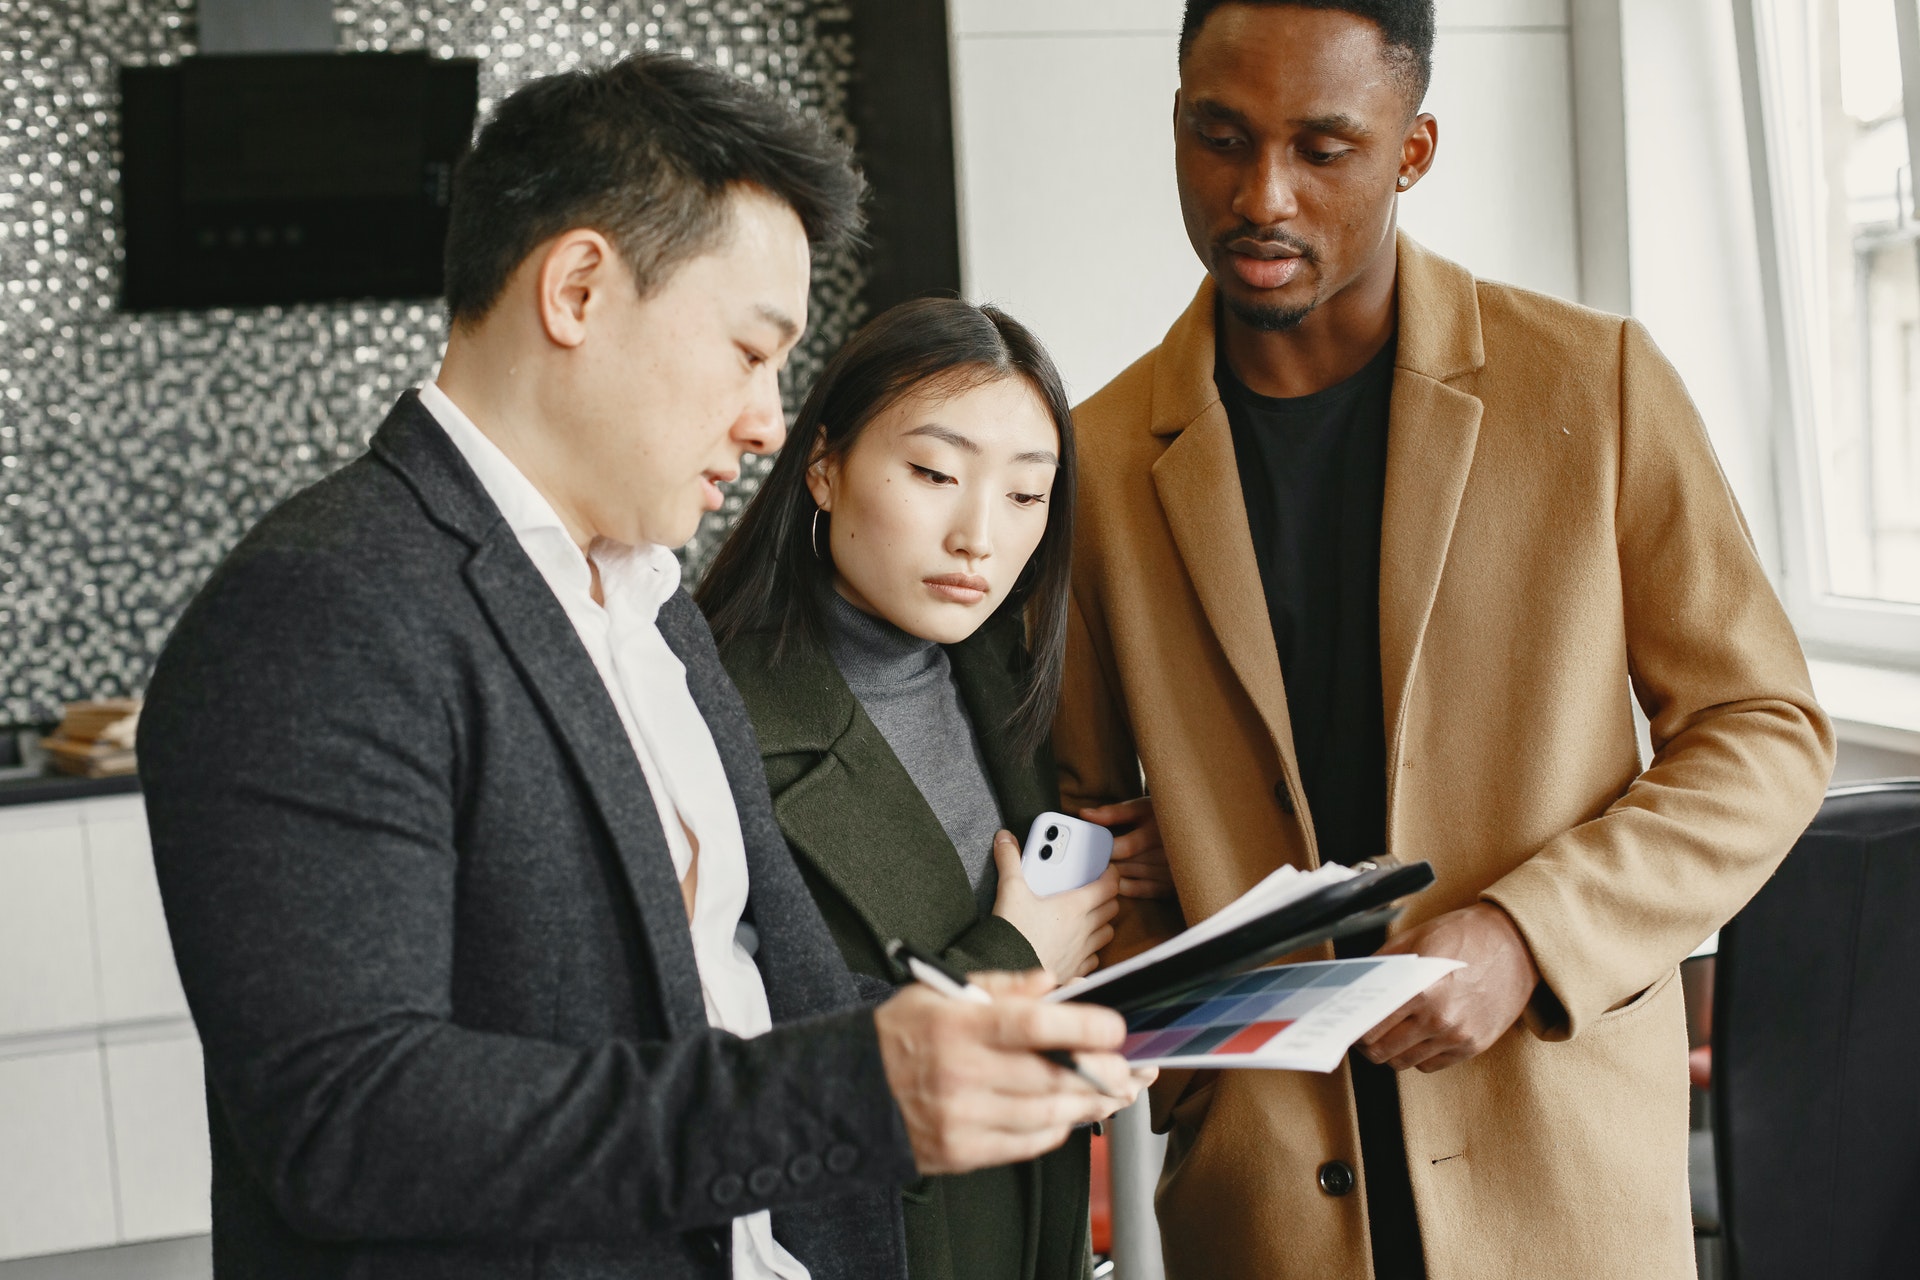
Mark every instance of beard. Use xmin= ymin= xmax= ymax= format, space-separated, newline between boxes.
xmin=1210 ymin=226 xmax=1321 ymax=332
xmin=1222 ymin=294 xmax=1317 ymax=332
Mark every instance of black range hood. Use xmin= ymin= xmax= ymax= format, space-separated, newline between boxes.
xmin=118 ymin=51 xmax=479 ymax=311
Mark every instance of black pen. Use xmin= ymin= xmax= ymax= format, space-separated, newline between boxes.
xmin=885 ymin=938 xmax=1125 ymax=1099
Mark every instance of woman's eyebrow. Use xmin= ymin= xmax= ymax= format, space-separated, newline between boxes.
xmin=905 ymin=423 xmax=980 ymax=454
xmin=905 ymin=423 xmax=1059 ymax=468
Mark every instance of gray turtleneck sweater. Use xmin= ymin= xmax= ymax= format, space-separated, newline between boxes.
xmin=824 ymin=591 xmax=1005 ymax=907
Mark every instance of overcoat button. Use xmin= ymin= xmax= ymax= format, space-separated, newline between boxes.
xmin=1318 ymin=1160 xmax=1356 ymax=1197
xmin=1273 ymin=781 xmax=1296 ymax=815
xmin=748 ymin=1165 xmax=783 ymax=1197
xmin=788 ymin=1153 xmax=822 ymax=1184
xmin=824 ymin=1142 xmax=859 ymax=1175
xmin=710 ymin=1172 xmax=744 ymax=1206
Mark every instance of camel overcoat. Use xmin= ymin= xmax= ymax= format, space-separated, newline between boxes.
xmin=1054 ymin=234 xmax=1835 ymax=1280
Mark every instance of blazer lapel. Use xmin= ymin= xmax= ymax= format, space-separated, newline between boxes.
xmin=1146 ymin=283 xmax=1309 ymax=846
xmin=1379 ymin=235 xmax=1488 ymax=842
xmin=371 ymin=401 xmax=707 ymax=1033
xmin=655 ymin=595 xmax=859 ymax=1022
xmin=462 ymin=542 xmax=708 ymax=1031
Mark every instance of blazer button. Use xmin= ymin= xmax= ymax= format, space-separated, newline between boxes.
xmin=824 ymin=1142 xmax=859 ymax=1175
xmin=710 ymin=1172 xmax=744 ymax=1206
xmin=788 ymin=1153 xmax=822 ymax=1185
xmin=1273 ymin=781 xmax=1296 ymax=816
xmin=748 ymin=1165 xmax=784 ymax=1198
xmin=1318 ymin=1160 xmax=1356 ymax=1197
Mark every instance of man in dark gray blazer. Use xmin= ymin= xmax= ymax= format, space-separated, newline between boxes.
xmin=138 ymin=55 xmax=1139 ymax=1280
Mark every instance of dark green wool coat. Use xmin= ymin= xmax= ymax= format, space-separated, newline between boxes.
xmin=719 ymin=614 xmax=1093 ymax=1280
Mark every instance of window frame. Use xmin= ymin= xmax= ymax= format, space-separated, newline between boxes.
xmin=1734 ymin=0 xmax=1920 ymax=664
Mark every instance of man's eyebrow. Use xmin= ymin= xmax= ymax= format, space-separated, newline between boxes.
xmin=756 ymin=304 xmax=800 ymax=344
xmin=1296 ymin=112 xmax=1372 ymax=139
xmin=1190 ymin=97 xmax=1251 ymax=128
xmin=1188 ymin=99 xmax=1373 ymax=141
xmin=905 ymin=423 xmax=981 ymax=454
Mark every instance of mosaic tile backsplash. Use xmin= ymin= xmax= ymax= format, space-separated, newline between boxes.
xmin=0 ymin=0 xmax=865 ymax=724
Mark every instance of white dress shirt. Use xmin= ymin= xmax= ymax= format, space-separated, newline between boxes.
xmin=418 ymin=382 xmax=809 ymax=1280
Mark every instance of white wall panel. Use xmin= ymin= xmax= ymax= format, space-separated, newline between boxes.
xmin=0 ymin=1048 xmax=118 ymax=1260
xmin=1619 ymin=0 xmax=1777 ymax=559
xmin=1401 ymin=30 xmax=1582 ymax=300
xmin=85 ymin=800 xmax=189 ymax=1025
xmin=0 ymin=807 xmax=100 ymax=1039
xmin=950 ymin=0 xmax=1180 ymax=36
xmin=955 ymin=30 xmax=1199 ymax=400
xmin=105 ymin=1034 xmax=211 ymax=1243
xmin=1437 ymin=0 xmax=1569 ymax=28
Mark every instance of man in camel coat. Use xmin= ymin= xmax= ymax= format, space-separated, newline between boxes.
xmin=1054 ymin=3 xmax=1835 ymax=1277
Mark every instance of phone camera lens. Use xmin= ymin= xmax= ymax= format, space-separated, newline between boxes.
xmin=1039 ymin=844 xmax=1054 ymax=860
xmin=1045 ymin=826 xmax=1060 ymax=841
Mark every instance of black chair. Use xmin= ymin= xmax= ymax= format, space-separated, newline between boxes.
xmin=1712 ymin=779 xmax=1920 ymax=1280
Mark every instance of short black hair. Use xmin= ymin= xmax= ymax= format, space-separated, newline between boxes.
xmin=443 ymin=52 xmax=865 ymax=323
xmin=1179 ymin=1 xmax=1437 ymax=107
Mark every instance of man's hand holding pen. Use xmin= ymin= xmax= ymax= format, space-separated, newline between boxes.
xmin=874 ymin=969 xmax=1154 ymax=1176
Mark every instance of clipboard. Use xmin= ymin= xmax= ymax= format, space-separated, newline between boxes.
xmin=1062 ymin=860 xmax=1437 ymax=1014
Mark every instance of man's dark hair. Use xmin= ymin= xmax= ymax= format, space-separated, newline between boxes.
xmin=1179 ymin=1 xmax=1437 ymax=107
xmin=443 ymin=53 xmax=865 ymax=323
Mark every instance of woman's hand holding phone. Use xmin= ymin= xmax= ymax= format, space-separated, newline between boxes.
xmin=990 ymin=831 xmax=1119 ymax=982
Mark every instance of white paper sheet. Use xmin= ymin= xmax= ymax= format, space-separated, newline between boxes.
xmin=1116 ymin=955 xmax=1463 ymax=1073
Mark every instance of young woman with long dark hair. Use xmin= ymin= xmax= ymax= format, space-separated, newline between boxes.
xmin=698 ymin=298 xmax=1170 ymax=1280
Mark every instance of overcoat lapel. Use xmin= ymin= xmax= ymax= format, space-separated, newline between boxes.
xmin=371 ymin=399 xmax=707 ymax=1033
xmin=1378 ymin=239 xmax=1487 ymax=842
xmin=1145 ymin=283 xmax=1310 ymax=854
xmin=1144 ymin=236 xmax=1489 ymax=864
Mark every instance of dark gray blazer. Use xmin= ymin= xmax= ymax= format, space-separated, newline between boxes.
xmin=138 ymin=392 xmax=916 ymax=1280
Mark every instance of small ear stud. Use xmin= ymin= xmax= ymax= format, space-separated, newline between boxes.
xmin=1397 ymin=175 xmax=1411 ymax=189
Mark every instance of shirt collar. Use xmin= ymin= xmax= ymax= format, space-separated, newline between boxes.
xmin=418 ymin=381 xmax=683 ymax=620
xmin=418 ymin=381 xmax=574 ymax=541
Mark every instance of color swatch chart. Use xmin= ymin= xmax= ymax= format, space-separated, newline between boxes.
xmin=1118 ymin=955 xmax=1461 ymax=1073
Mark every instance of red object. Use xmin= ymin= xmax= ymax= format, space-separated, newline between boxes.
xmin=1089 ymin=1129 xmax=1112 ymax=1256
xmin=1689 ymin=1045 xmax=1713 ymax=1091
xmin=1216 ymin=1020 xmax=1294 ymax=1055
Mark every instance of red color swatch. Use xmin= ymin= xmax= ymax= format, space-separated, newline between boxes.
xmin=1216 ymin=1020 xmax=1293 ymax=1055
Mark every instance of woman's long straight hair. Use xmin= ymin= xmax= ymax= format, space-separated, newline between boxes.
xmin=696 ymin=297 xmax=1077 ymax=757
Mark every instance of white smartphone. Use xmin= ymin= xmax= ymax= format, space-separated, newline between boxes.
xmin=1019 ymin=811 xmax=1114 ymax=897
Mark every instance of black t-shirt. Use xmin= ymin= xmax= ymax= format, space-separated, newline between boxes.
xmin=1217 ymin=334 xmax=1427 ymax=1279
xmin=1217 ymin=336 xmax=1395 ymax=868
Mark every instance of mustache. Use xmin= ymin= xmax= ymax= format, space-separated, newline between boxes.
xmin=1214 ymin=226 xmax=1317 ymax=261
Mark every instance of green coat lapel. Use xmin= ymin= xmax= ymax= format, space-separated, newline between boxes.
xmin=722 ymin=615 xmax=1051 ymax=965
xmin=947 ymin=613 xmax=1057 ymax=835
xmin=720 ymin=616 xmax=1086 ymax=1280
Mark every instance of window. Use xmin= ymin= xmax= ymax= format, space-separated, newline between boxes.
xmin=1740 ymin=0 xmax=1920 ymax=656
